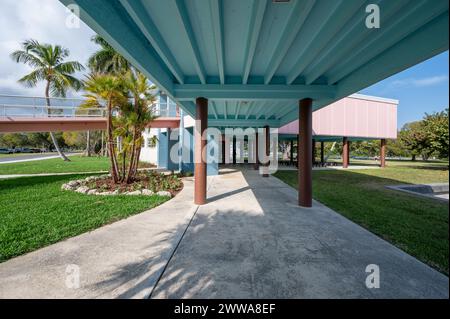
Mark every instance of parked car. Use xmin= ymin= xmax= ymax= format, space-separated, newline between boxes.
xmin=0 ymin=148 xmax=13 ymax=154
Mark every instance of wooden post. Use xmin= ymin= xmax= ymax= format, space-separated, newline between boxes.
xmin=263 ymin=125 xmax=270 ymax=177
xmin=380 ymin=139 xmax=386 ymax=168
xmin=254 ymin=131 xmax=259 ymax=170
xmin=320 ymin=141 xmax=324 ymax=165
xmin=194 ymin=97 xmax=208 ymax=205
xmin=299 ymin=98 xmax=313 ymax=207
xmin=343 ymin=137 xmax=349 ymax=168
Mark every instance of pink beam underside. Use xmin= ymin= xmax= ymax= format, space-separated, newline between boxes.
xmin=0 ymin=117 xmax=180 ymax=133
xmin=279 ymin=96 xmax=398 ymax=139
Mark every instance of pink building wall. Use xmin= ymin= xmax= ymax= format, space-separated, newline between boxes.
xmin=279 ymin=94 xmax=398 ymax=139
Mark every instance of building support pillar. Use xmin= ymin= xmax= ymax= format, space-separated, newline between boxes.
xmin=254 ymin=131 xmax=259 ymax=170
xmin=380 ymin=139 xmax=386 ymax=168
xmin=320 ymin=141 xmax=324 ymax=165
xmin=298 ymin=98 xmax=313 ymax=207
xmin=194 ymin=97 xmax=207 ymax=205
xmin=221 ymin=134 xmax=226 ymax=165
xmin=232 ymin=136 xmax=236 ymax=165
xmin=263 ymin=125 xmax=270 ymax=177
xmin=290 ymin=140 xmax=294 ymax=165
xmin=343 ymin=137 xmax=350 ymax=168
xmin=312 ymin=138 xmax=316 ymax=165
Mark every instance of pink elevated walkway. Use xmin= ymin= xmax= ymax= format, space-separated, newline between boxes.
xmin=280 ymin=94 xmax=398 ymax=139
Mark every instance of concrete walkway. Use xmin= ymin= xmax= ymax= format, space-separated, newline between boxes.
xmin=0 ymin=167 xmax=448 ymax=298
xmin=0 ymin=177 xmax=198 ymax=299
xmin=151 ymin=168 xmax=448 ymax=298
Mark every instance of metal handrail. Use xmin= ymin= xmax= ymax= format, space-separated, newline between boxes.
xmin=0 ymin=104 xmax=107 ymax=118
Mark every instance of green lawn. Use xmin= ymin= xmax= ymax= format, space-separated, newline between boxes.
xmin=0 ymin=174 xmax=170 ymax=262
xmin=0 ymin=155 xmax=110 ymax=175
xmin=274 ymin=160 xmax=449 ymax=274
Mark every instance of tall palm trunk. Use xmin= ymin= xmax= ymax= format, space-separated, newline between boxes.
xmin=107 ymin=100 xmax=119 ymax=183
xmin=45 ymin=81 xmax=70 ymax=161
xmin=85 ymin=130 xmax=91 ymax=156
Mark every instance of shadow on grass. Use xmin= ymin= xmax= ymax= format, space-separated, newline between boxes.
xmin=0 ymin=174 xmax=97 ymax=192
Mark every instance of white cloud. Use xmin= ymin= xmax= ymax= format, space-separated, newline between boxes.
xmin=0 ymin=0 xmax=96 ymax=97
xmin=390 ymin=75 xmax=449 ymax=88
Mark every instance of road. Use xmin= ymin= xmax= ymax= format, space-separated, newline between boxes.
xmin=0 ymin=152 xmax=79 ymax=164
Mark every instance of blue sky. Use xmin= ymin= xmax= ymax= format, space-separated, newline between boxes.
xmin=360 ymin=51 xmax=449 ymax=127
xmin=0 ymin=0 xmax=448 ymax=128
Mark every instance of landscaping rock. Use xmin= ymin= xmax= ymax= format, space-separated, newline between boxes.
xmin=142 ymin=189 xmax=154 ymax=196
xmin=61 ymin=184 xmax=73 ymax=191
xmin=67 ymin=180 xmax=80 ymax=187
xmin=127 ymin=190 xmax=142 ymax=196
xmin=75 ymin=186 xmax=90 ymax=194
xmin=87 ymin=189 xmax=98 ymax=195
xmin=98 ymin=191 xmax=113 ymax=196
xmin=157 ymin=191 xmax=172 ymax=197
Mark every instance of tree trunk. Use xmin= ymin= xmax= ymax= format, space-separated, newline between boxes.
xmin=86 ymin=130 xmax=91 ymax=157
xmin=106 ymin=101 xmax=119 ymax=183
xmin=412 ymin=154 xmax=416 ymax=161
xmin=45 ymin=81 xmax=70 ymax=161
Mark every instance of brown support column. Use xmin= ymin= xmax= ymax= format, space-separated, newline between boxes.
xmin=312 ymin=138 xmax=316 ymax=165
xmin=342 ymin=137 xmax=349 ymax=168
xmin=380 ymin=139 xmax=386 ymax=168
xmin=232 ymin=136 xmax=236 ymax=165
xmin=290 ymin=140 xmax=294 ymax=165
xmin=254 ymin=132 xmax=259 ymax=170
xmin=298 ymin=98 xmax=313 ymax=207
xmin=221 ymin=135 xmax=226 ymax=165
xmin=194 ymin=97 xmax=207 ymax=205
xmin=320 ymin=141 xmax=325 ymax=165
xmin=263 ymin=125 xmax=270 ymax=177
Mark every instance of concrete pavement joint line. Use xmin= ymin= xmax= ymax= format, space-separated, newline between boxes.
xmin=147 ymin=176 xmax=216 ymax=298
xmin=147 ymin=204 xmax=200 ymax=299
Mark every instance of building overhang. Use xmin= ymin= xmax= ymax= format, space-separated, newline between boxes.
xmin=60 ymin=0 xmax=449 ymax=128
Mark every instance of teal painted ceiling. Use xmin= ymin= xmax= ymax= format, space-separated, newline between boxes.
xmin=60 ymin=0 xmax=449 ymax=127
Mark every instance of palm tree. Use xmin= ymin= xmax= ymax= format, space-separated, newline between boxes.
xmin=82 ymin=73 xmax=128 ymax=182
xmin=122 ymin=70 xmax=157 ymax=182
xmin=88 ymin=35 xmax=130 ymax=74
xmin=11 ymin=39 xmax=84 ymax=161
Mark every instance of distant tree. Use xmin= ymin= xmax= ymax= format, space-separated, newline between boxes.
xmin=399 ymin=121 xmax=433 ymax=161
xmin=422 ymin=108 xmax=449 ymax=160
xmin=0 ymin=133 xmax=28 ymax=149
xmin=386 ymin=138 xmax=410 ymax=157
xmin=10 ymin=39 xmax=84 ymax=161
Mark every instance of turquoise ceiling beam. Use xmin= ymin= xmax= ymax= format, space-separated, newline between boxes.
xmin=235 ymin=101 xmax=241 ymax=120
xmin=286 ymin=0 xmax=363 ymax=84
xmin=174 ymin=0 xmax=206 ymax=84
xmin=209 ymin=118 xmax=280 ymax=128
xmin=303 ymin=0 xmax=394 ymax=85
xmin=118 ymin=0 xmax=184 ymax=84
xmin=210 ymin=0 xmax=225 ymax=84
xmin=242 ymin=0 xmax=267 ymax=85
xmin=60 ymin=0 xmax=174 ymax=97
xmin=173 ymin=84 xmax=336 ymax=101
xmin=337 ymin=11 xmax=449 ymax=99
xmin=245 ymin=101 xmax=254 ymax=120
xmin=328 ymin=0 xmax=449 ymax=85
xmin=211 ymin=101 xmax=219 ymax=119
xmin=263 ymin=0 xmax=315 ymax=85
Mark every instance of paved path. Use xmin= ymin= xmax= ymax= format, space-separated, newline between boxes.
xmin=0 ymin=152 xmax=79 ymax=164
xmin=0 ymin=168 xmax=447 ymax=298
xmin=0 ymin=178 xmax=198 ymax=299
xmin=151 ymin=168 xmax=448 ymax=298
